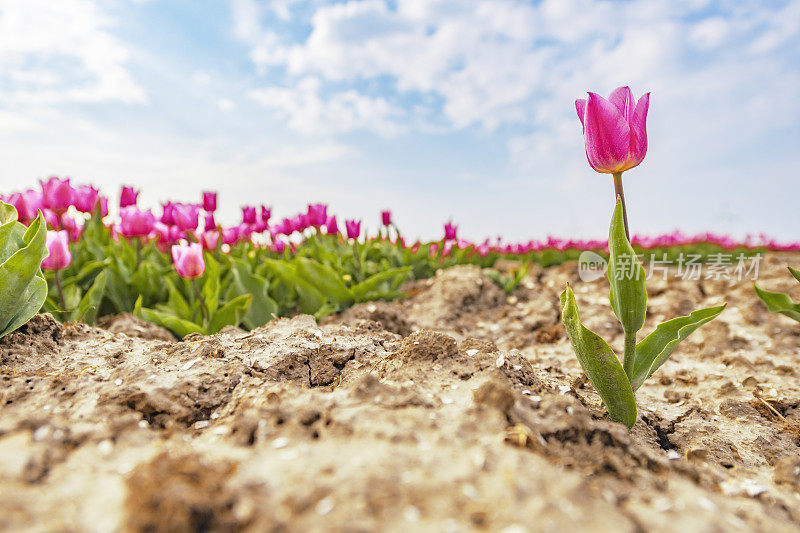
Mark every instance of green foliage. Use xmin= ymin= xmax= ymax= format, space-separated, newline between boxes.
xmin=559 ymin=198 xmax=724 ymax=429
xmin=754 ymin=267 xmax=800 ymax=322
xmin=0 ymin=203 xmax=49 ymax=338
xmin=484 ymin=263 xmax=529 ymax=294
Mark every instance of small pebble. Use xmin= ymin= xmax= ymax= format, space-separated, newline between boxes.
xmin=182 ymin=359 xmax=199 ymax=371
xmin=272 ymin=437 xmax=289 ymax=449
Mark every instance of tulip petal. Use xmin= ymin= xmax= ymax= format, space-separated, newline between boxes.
xmin=575 ymin=99 xmax=587 ymax=128
xmin=608 ymin=86 xmax=634 ymax=119
xmin=584 ymin=92 xmax=631 ymax=173
xmin=629 ymin=92 xmax=650 ymax=166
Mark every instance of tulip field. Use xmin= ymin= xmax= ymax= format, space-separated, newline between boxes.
xmin=3 ymin=87 xmax=800 ymax=532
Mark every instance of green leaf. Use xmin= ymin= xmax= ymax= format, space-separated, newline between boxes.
xmin=754 ymin=283 xmax=800 ymax=323
xmin=560 ymin=284 xmax=637 ymax=428
xmin=630 ymin=304 xmax=726 ymax=391
xmin=71 ymin=270 xmax=108 ymax=324
xmin=350 ymin=267 xmax=411 ymax=302
xmin=230 ymin=259 xmax=278 ymax=329
xmin=209 ymin=293 xmax=251 ymax=334
xmin=0 ymin=274 xmax=48 ymax=338
xmin=201 ymin=253 xmax=221 ymax=313
xmin=788 ymin=266 xmax=800 ymax=284
xmin=165 ymin=278 xmax=193 ymax=321
xmin=134 ymin=296 xmax=203 ymax=338
xmin=296 ymin=257 xmax=352 ymax=305
xmin=607 ymin=198 xmax=646 ymax=336
xmin=263 ymin=258 xmax=326 ymax=315
xmin=0 ymin=213 xmax=49 ymax=336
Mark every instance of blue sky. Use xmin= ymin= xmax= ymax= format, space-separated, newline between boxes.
xmin=0 ymin=0 xmax=798 ymax=241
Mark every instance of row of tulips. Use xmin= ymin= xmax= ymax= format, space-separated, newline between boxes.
xmin=1 ymin=174 xmax=797 ymax=339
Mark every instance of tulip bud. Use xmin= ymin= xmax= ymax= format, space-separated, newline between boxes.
xmin=202 ymin=191 xmax=217 ymax=212
xmin=204 ymin=213 xmax=216 ymax=231
xmin=200 ymin=230 xmax=220 ymax=251
xmin=345 ymin=219 xmax=361 ymax=239
xmin=40 ymin=177 xmax=73 ymax=213
xmin=42 ymin=230 xmax=72 ymax=271
xmin=120 ymin=186 xmax=139 ymax=208
xmin=271 ymin=239 xmax=286 ymax=253
xmin=72 ymin=185 xmax=99 ymax=214
xmin=171 ymin=243 xmax=205 ymax=279
xmin=120 ymin=207 xmax=155 ymax=237
xmin=223 ymin=227 xmax=239 ymax=245
xmin=381 ymin=210 xmax=391 ymax=226
xmin=325 ymin=216 xmax=338 ymax=235
xmin=99 ymin=196 xmax=109 ymax=218
xmin=260 ymin=205 xmax=271 ymax=224
xmin=575 ymin=87 xmax=649 ymax=174
xmin=173 ymin=203 xmax=200 ymax=231
xmin=307 ymin=204 xmax=328 ymax=227
xmin=161 ymin=202 xmax=176 ymax=225
xmin=444 ymin=221 xmax=457 ymax=241
xmin=241 ymin=206 xmax=257 ymax=225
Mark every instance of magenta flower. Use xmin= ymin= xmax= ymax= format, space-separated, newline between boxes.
xmin=444 ymin=221 xmax=458 ymax=241
xmin=43 ymin=209 xmax=60 ymax=229
xmin=160 ymin=202 xmax=176 ymax=225
xmin=72 ymin=185 xmax=99 ymax=213
xmin=8 ymin=190 xmax=42 ymax=224
xmin=242 ymin=206 xmax=257 ymax=225
xmin=204 ymin=213 xmax=216 ymax=231
xmin=40 ymin=177 xmax=73 ymax=213
xmin=222 ymin=227 xmax=239 ymax=246
xmin=120 ymin=207 xmax=155 ymax=237
xmin=42 ymin=230 xmax=72 ymax=271
xmin=60 ymin=215 xmax=83 ymax=242
xmin=381 ymin=210 xmax=391 ymax=226
xmin=173 ymin=203 xmax=200 ymax=231
xmin=202 ymin=191 xmax=217 ymax=212
xmin=325 ymin=215 xmax=338 ymax=235
xmin=345 ymin=219 xmax=361 ymax=239
xmin=120 ymin=186 xmax=139 ymax=208
xmin=260 ymin=205 xmax=271 ymax=224
xmin=200 ymin=230 xmax=220 ymax=251
xmin=575 ymin=87 xmax=650 ymax=174
xmin=271 ymin=239 xmax=286 ymax=253
xmin=99 ymin=196 xmax=109 ymax=218
xmin=171 ymin=243 xmax=205 ymax=279
xmin=307 ymin=204 xmax=328 ymax=227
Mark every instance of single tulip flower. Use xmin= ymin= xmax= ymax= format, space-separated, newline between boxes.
xmin=345 ymin=219 xmax=361 ymax=239
xmin=40 ymin=177 xmax=73 ymax=213
xmin=223 ymin=227 xmax=239 ymax=246
xmin=173 ymin=203 xmax=200 ymax=231
xmin=120 ymin=207 xmax=155 ymax=237
xmin=260 ymin=205 xmax=271 ymax=224
xmin=204 ymin=213 xmax=216 ymax=231
xmin=200 ymin=229 xmax=220 ymax=251
xmin=381 ymin=210 xmax=391 ymax=226
xmin=42 ymin=230 xmax=72 ymax=271
xmin=72 ymin=185 xmax=99 ymax=214
xmin=271 ymin=239 xmax=286 ymax=253
xmin=99 ymin=196 xmax=109 ymax=218
xmin=202 ymin=191 xmax=217 ymax=212
xmin=171 ymin=243 xmax=205 ymax=279
xmin=575 ymin=87 xmax=649 ymax=175
xmin=444 ymin=221 xmax=458 ymax=241
xmin=325 ymin=215 xmax=339 ymax=235
xmin=307 ymin=204 xmax=328 ymax=227
xmin=160 ymin=202 xmax=176 ymax=225
xmin=242 ymin=206 xmax=257 ymax=225
xmin=120 ymin=186 xmax=139 ymax=208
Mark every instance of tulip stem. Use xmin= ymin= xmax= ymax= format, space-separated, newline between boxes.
xmin=191 ymin=279 xmax=209 ymax=326
xmin=54 ymin=271 xmax=67 ymax=313
xmin=612 ymin=172 xmax=630 ymax=241
xmin=352 ymin=241 xmax=363 ymax=282
xmin=623 ymin=331 xmax=636 ymax=380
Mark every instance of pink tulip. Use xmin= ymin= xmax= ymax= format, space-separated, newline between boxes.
xmin=42 ymin=230 xmax=72 ymax=271
xmin=202 ymin=191 xmax=217 ymax=212
xmin=381 ymin=210 xmax=391 ymax=226
xmin=8 ymin=190 xmax=42 ymax=224
xmin=72 ymin=185 xmax=99 ymax=213
xmin=260 ymin=205 xmax=271 ymax=224
xmin=120 ymin=186 xmax=139 ymax=208
xmin=171 ymin=243 xmax=205 ymax=279
xmin=173 ymin=203 xmax=200 ymax=231
xmin=576 ymin=87 xmax=649 ymax=174
xmin=43 ymin=209 xmax=60 ymax=229
xmin=307 ymin=204 xmax=327 ymax=227
xmin=444 ymin=221 xmax=457 ymax=241
xmin=204 ymin=213 xmax=216 ymax=231
xmin=200 ymin=230 xmax=220 ymax=251
xmin=325 ymin=216 xmax=338 ymax=235
xmin=99 ymin=196 xmax=109 ymax=218
xmin=242 ymin=206 xmax=257 ymax=225
xmin=345 ymin=219 xmax=361 ymax=239
xmin=160 ymin=202 xmax=176 ymax=225
xmin=222 ymin=227 xmax=239 ymax=245
xmin=40 ymin=177 xmax=73 ymax=213
xmin=120 ymin=207 xmax=155 ymax=237
xmin=271 ymin=239 xmax=286 ymax=253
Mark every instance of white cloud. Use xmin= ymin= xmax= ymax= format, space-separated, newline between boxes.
xmin=0 ymin=0 xmax=146 ymax=105
xmin=248 ymin=76 xmax=404 ymax=135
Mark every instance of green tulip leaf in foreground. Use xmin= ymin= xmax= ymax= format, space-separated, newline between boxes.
xmin=0 ymin=205 xmax=49 ymax=339
xmin=754 ymin=268 xmax=800 ymax=323
xmin=630 ymin=304 xmax=726 ymax=391
xmin=560 ymin=285 xmax=637 ymax=427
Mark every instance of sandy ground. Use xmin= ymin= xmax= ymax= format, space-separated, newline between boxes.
xmin=1 ymin=253 xmax=800 ymax=532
